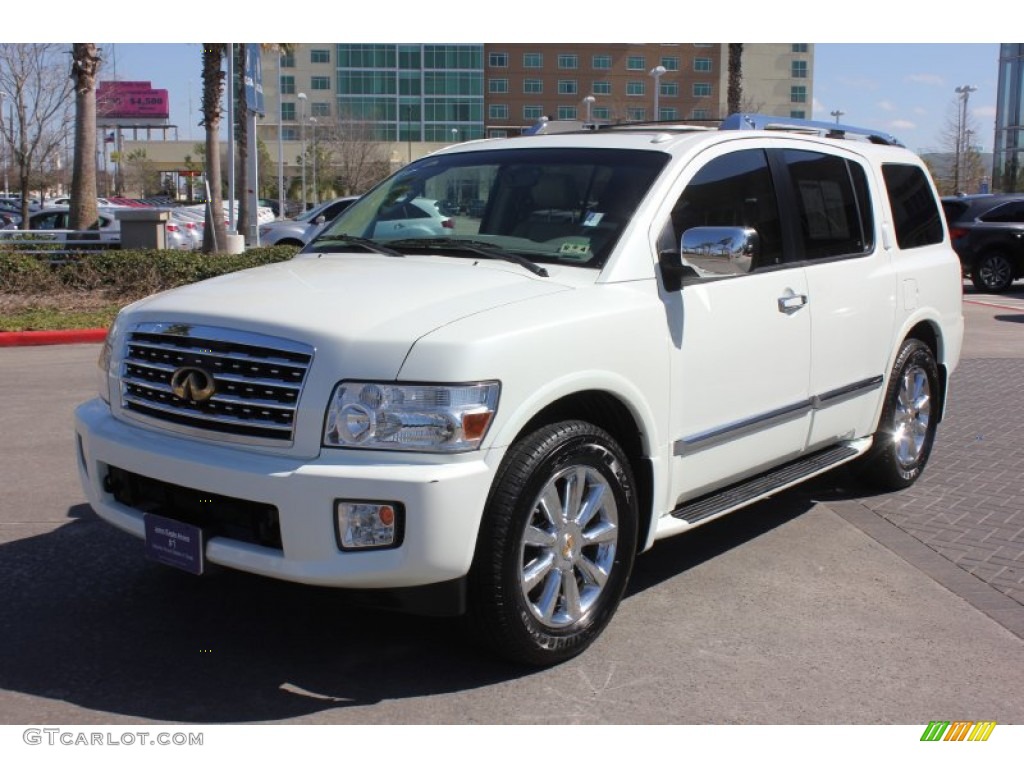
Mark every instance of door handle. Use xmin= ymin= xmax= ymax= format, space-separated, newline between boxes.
xmin=777 ymin=291 xmax=808 ymax=314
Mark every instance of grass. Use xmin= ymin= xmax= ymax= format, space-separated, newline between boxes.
xmin=0 ymin=294 xmax=122 ymax=332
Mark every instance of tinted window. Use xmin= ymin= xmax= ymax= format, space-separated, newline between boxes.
xmin=670 ymin=148 xmax=783 ymax=269
xmin=782 ymin=150 xmax=873 ymax=260
xmin=882 ymin=164 xmax=944 ymax=248
xmin=980 ymin=201 xmax=1024 ymax=223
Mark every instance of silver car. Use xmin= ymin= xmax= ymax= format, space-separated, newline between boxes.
xmin=258 ymin=197 xmax=359 ymax=246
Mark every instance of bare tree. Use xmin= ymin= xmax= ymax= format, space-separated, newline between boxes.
xmin=69 ymin=43 xmax=101 ymax=230
xmin=937 ymin=95 xmax=983 ymax=195
xmin=0 ymin=43 xmax=74 ymax=225
xmin=320 ymin=116 xmax=391 ymax=196
xmin=201 ymin=43 xmax=228 ymax=252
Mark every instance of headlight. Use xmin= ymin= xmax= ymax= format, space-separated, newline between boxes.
xmin=97 ymin=312 xmax=126 ymax=404
xmin=323 ymin=381 xmax=500 ymax=452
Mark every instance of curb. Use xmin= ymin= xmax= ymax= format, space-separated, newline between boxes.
xmin=0 ymin=328 xmax=107 ymax=348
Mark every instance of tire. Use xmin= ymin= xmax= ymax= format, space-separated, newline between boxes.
xmin=468 ymin=421 xmax=638 ymax=666
xmin=859 ymin=339 xmax=940 ymax=491
xmin=971 ymin=251 xmax=1014 ymax=293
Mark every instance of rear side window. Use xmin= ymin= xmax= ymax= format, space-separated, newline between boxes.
xmin=882 ymin=164 xmax=944 ymax=248
xmin=980 ymin=200 xmax=1024 ymax=222
xmin=781 ymin=149 xmax=874 ymax=260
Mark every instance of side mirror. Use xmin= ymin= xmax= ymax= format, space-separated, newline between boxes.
xmin=680 ymin=226 xmax=760 ymax=276
xmin=315 ymin=215 xmax=326 ymax=225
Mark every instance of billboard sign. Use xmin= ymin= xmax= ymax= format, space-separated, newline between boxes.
xmin=244 ymin=44 xmax=265 ymax=116
xmin=97 ymin=81 xmax=170 ymax=121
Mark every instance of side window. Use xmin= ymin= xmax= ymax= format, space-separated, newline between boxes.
xmin=668 ymin=148 xmax=784 ymax=271
xmin=782 ymin=150 xmax=873 ymax=260
xmin=881 ymin=164 xmax=944 ymax=248
xmin=979 ymin=201 xmax=1024 ymax=223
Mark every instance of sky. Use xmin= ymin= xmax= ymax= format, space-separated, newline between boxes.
xmin=6 ymin=1 xmax=1012 ymax=156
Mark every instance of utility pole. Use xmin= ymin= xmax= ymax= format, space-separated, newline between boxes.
xmin=954 ymin=84 xmax=977 ymax=193
xmin=830 ymin=109 xmax=844 ymax=124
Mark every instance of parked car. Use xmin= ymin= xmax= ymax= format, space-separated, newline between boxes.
xmin=365 ymin=198 xmax=454 ymax=239
xmin=941 ymin=194 xmax=1024 ymax=292
xmin=27 ymin=207 xmax=120 ymax=244
xmin=258 ymin=196 xmax=358 ymax=246
xmin=75 ymin=114 xmax=963 ymax=666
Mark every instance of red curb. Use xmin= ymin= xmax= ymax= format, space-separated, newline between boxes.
xmin=0 ymin=328 xmax=107 ymax=347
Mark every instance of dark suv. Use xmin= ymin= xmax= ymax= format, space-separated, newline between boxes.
xmin=941 ymin=194 xmax=1024 ymax=292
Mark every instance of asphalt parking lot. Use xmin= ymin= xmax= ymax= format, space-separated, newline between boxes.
xmin=0 ymin=285 xmax=1021 ymax=726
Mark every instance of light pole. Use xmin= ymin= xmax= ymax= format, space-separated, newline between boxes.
xmin=276 ymin=54 xmax=284 ymax=219
xmin=954 ymin=84 xmax=977 ymax=193
xmin=583 ymin=95 xmax=595 ymax=126
xmin=649 ymin=65 xmax=666 ymax=121
xmin=297 ymin=92 xmax=307 ymax=210
xmin=830 ymin=109 xmax=844 ymax=124
xmin=451 ymin=127 xmax=458 ymax=143
xmin=309 ymin=117 xmax=318 ymax=206
xmin=0 ymin=91 xmax=8 ymax=197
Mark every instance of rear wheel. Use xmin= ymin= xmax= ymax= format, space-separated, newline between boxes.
xmin=860 ymin=339 xmax=940 ymax=491
xmin=468 ymin=421 xmax=638 ymax=666
xmin=971 ymin=251 xmax=1014 ymax=293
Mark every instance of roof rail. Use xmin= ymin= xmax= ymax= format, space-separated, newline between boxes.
xmin=719 ymin=113 xmax=904 ymax=147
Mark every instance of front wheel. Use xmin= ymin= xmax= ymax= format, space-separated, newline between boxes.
xmin=971 ymin=251 xmax=1014 ymax=293
xmin=859 ymin=339 xmax=940 ymax=491
xmin=468 ymin=421 xmax=638 ymax=666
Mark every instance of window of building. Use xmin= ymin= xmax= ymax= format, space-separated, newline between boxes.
xmin=792 ymin=61 xmax=808 ymax=78
xmin=281 ymin=127 xmax=298 ymax=141
xmin=790 ymin=110 xmax=807 ymax=119
xmin=693 ymin=82 xmax=712 ymax=97
xmin=523 ymin=104 xmax=544 ymax=120
xmin=489 ymin=52 xmax=508 ymax=68
xmin=593 ymin=106 xmax=610 ymax=120
xmin=661 ymin=57 xmax=680 ymax=71
xmin=659 ymin=107 xmax=678 ymax=120
xmin=312 ymin=102 xmax=331 ymax=117
xmin=627 ymin=107 xmax=646 ymax=121
xmin=592 ymin=55 xmax=611 ymax=70
xmin=280 ymin=75 xmax=295 ymax=95
xmin=627 ymin=81 xmax=645 ymax=96
xmin=489 ymin=104 xmax=509 ymax=119
xmin=692 ymin=108 xmax=711 ymax=120
xmin=694 ymin=58 xmax=712 ymax=73
xmin=311 ymin=76 xmax=330 ymax=90
xmin=627 ymin=56 xmax=646 ymax=70
xmin=557 ymin=106 xmax=577 ymax=120
xmin=489 ymin=78 xmax=509 ymax=94
xmin=790 ymin=85 xmax=807 ymax=104
xmin=792 ymin=43 xmax=809 ymax=53
xmin=523 ymin=79 xmax=543 ymax=94
xmin=311 ymin=49 xmax=330 ymax=64
xmin=558 ymin=54 xmax=578 ymax=69
xmin=524 ymin=52 xmax=542 ymax=68
xmin=281 ymin=102 xmax=296 ymax=121
xmin=592 ymin=81 xmax=611 ymax=95
xmin=661 ymin=82 xmax=678 ymax=97
xmin=558 ymin=79 xmax=578 ymax=95
xmin=280 ymin=51 xmax=295 ymax=68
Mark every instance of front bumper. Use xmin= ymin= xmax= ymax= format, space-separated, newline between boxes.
xmin=74 ymin=398 xmax=501 ymax=592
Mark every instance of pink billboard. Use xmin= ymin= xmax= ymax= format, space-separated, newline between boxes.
xmin=97 ymin=81 xmax=169 ymax=120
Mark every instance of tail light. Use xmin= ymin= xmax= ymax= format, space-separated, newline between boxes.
xmin=442 ymin=218 xmax=454 ymax=229
xmin=948 ymin=227 xmax=968 ymax=240
xmin=166 ymin=223 xmax=180 ymax=232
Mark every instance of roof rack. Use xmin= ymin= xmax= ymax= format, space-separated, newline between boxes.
xmin=718 ymin=113 xmax=904 ymax=147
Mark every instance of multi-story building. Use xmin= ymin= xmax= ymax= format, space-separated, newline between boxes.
xmin=257 ymin=43 xmax=814 ymax=157
xmin=994 ymin=43 xmax=1024 ymax=192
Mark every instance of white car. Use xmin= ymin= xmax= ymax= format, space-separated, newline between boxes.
xmin=75 ymin=114 xmax=964 ymax=666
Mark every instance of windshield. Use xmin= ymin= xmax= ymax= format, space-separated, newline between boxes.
xmin=306 ymin=147 xmax=669 ymax=268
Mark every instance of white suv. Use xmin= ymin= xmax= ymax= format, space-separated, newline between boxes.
xmin=75 ymin=114 xmax=964 ymax=666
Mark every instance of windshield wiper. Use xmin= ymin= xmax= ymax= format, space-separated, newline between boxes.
xmin=387 ymin=237 xmax=549 ymax=277
xmin=308 ymin=235 xmax=403 ymax=258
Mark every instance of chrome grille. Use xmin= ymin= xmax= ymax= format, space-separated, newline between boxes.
xmin=119 ymin=323 xmax=314 ymax=445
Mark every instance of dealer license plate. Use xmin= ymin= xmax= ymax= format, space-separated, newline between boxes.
xmin=143 ymin=514 xmax=205 ymax=575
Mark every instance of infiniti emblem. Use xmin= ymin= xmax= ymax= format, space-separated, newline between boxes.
xmin=170 ymin=366 xmax=217 ymax=403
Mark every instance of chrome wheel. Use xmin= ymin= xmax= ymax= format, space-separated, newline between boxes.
xmin=519 ymin=465 xmax=619 ymax=629
xmin=893 ymin=364 xmax=932 ymax=468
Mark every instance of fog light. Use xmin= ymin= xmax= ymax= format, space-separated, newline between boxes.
xmin=335 ymin=500 xmax=404 ymax=550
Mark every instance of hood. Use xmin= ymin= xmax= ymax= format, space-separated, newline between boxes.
xmin=126 ymin=252 xmax=572 ymax=378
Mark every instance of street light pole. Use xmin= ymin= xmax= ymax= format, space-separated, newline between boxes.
xmin=649 ymin=65 xmax=666 ymax=121
xmin=309 ymin=117 xmax=318 ymax=206
xmin=954 ymin=84 xmax=977 ymax=193
xmin=583 ymin=95 xmax=595 ymax=126
xmin=0 ymin=91 xmax=8 ymax=197
xmin=276 ymin=53 xmax=284 ymax=219
xmin=297 ymin=92 xmax=307 ymax=210
xmin=830 ymin=109 xmax=844 ymax=124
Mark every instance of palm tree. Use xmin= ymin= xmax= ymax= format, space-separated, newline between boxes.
xmin=727 ymin=44 xmax=743 ymax=117
xmin=201 ymin=43 xmax=228 ymax=253
xmin=69 ymin=43 xmax=101 ymax=231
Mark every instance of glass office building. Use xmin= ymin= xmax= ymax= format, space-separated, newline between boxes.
xmin=994 ymin=43 xmax=1024 ymax=192
xmin=335 ymin=44 xmax=485 ymax=142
